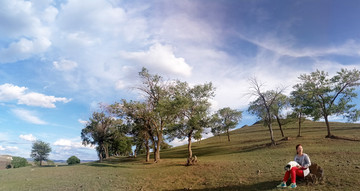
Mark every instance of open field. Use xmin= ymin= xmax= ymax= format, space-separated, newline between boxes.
xmin=1 ymin=120 xmax=360 ymax=190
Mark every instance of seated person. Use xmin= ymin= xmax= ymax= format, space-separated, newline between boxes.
xmin=277 ymin=144 xmax=311 ymax=188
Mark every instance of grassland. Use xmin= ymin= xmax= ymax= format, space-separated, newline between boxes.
xmin=0 ymin=120 xmax=359 ymax=191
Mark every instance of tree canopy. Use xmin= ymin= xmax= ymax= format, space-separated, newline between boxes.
xmin=30 ymin=140 xmax=52 ymax=166
xmin=211 ymin=107 xmax=242 ymax=142
xmin=293 ymin=69 xmax=360 ymax=137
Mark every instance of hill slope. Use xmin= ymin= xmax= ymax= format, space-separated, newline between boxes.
xmin=0 ymin=120 xmax=359 ymax=191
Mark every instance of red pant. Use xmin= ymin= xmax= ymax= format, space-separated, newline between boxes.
xmin=283 ymin=166 xmax=304 ymax=183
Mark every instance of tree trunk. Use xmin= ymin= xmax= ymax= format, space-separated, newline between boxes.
xmin=266 ymin=113 xmax=276 ymax=145
xmin=188 ymin=135 xmax=192 ymax=159
xmin=226 ymin=129 xmax=231 ymax=142
xmin=324 ymin=114 xmax=332 ymax=137
xmin=145 ymin=140 xmax=150 ymax=162
xmin=103 ymin=144 xmax=109 ymax=159
xmin=40 ymin=160 xmax=42 ymax=166
xmin=155 ymin=135 xmax=161 ymax=162
xmin=298 ymin=112 xmax=302 ymax=137
xmin=267 ymin=120 xmax=276 ymax=145
xmin=275 ymin=115 xmax=284 ymax=137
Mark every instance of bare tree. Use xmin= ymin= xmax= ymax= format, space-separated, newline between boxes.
xmin=248 ymin=78 xmax=286 ymax=145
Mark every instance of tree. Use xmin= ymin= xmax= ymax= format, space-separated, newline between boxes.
xmin=248 ymin=78 xmax=285 ymax=145
xmin=108 ymin=133 xmax=133 ymax=156
xmin=166 ymin=81 xmax=215 ymax=165
xmin=290 ymin=86 xmax=309 ymax=137
xmin=67 ymin=156 xmax=80 ymax=165
xmin=271 ymin=93 xmax=289 ymax=138
xmin=135 ymin=68 xmax=176 ymax=162
xmin=293 ymin=69 xmax=360 ymax=137
xmin=81 ymin=110 xmax=122 ymax=161
xmin=211 ymin=107 xmax=242 ymax=142
xmin=112 ymin=100 xmax=153 ymax=162
xmin=11 ymin=157 xmax=28 ymax=168
xmin=30 ymin=140 xmax=52 ymax=166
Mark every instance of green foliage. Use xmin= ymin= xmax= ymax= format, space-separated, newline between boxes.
xmin=81 ymin=110 xmax=123 ymax=161
xmin=293 ymin=68 xmax=360 ymax=136
xmin=11 ymin=156 xmax=28 ymax=168
xmin=109 ymin=135 xmax=133 ymax=156
xmin=67 ymin=156 xmax=80 ymax=165
xmin=30 ymin=140 xmax=52 ymax=166
xmin=166 ymin=81 xmax=215 ymax=160
xmin=211 ymin=107 xmax=242 ymax=141
xmin=248 ymin=91 xmax=287 ymax=125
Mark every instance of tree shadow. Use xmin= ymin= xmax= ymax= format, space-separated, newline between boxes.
xmin=167 ymin=180 xmax=280 ymax=191
xmin=85 ymin=162 xmax=130 ymax=168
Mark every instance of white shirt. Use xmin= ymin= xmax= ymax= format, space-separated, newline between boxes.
xmin=294 ymin=153 xmax=311 ymax=176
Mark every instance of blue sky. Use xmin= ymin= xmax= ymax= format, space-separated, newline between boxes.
xmin=0 ymin=0 xmax=359 ymax=160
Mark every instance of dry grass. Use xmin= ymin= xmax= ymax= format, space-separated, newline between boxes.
xmin=1 ymin=120 xmax=360 ymax=190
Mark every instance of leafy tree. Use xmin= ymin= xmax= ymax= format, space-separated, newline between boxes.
xmin=30 ymin=140 xmax=52 ymax=166
xmin=81 ymin=111 xmax=122 ymax=161
xmin=290 ymin=86 xmax=309 ymax=137
xmin=11 ymin=156 xmax=28 ymax=168
xmin=135 ymin=68 xmax=177 ymax=162
xmin=112 ymin=100 xmax=153 ymax=162
xmin=109 ymin=134 xmax=133 ymax=156
xmin=293 ymin=69 xmax=360 ymax=137
xmin=248 ymin=78 xmax=285 ymax=145
xmin=67 ymin=156 xmax=80 ymax=165
xmin=211 ymin=107 xmax=242 ymax=142
xmin=166 ymin=81 xmax=215 ymax=165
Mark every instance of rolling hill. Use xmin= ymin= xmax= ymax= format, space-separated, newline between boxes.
xmin=0 ymin=120 xmax=359 ymax=191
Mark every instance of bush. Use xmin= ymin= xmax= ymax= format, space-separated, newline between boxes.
xmin=67 ymin=156 xmax=80 ymax=165
xmin=11 ymin=157 xmax=28 ymax=168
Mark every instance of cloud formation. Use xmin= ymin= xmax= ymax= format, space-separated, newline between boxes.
xmin=12 ymin=109 xmax=47 ymax=125
xmin=121 ymin=43 xmax=192 ymax=76
xmin=19 ymin=134 xmax=36 ymax=142
xmin=53 ymin=59 xmax=78 ymax=71
xmin=0 ymin=83 xmax=71 ymax=108
xmin=54 ymin=138 xmax=94 ymax=150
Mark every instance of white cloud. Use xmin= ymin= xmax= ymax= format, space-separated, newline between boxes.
xmin=168 ymin=138 xmax=188 ymax=147
xmin=78 ymin=119 xmax=88 ymax=125
xmin=0 ymin=83 xmax=71 ymax=108
xmin=12 ymin=108 xmax=47 ymax=125
xmin=54 ymin=138 xmax=94 ymax=150
xmin=0 ymin=145 xmax=19 ymax=151
xmin=6 ymin=146 xmax=19 ymax=150
xmin=237 ymin=33 xmax=360 ymax=58
xmin=0 ymin=0 xmax=53 ymax=63
xmin=121 ymin=43 xmax=192 ymax=76
xmin=53 ymin=59 xmax=78 ymax=71
xmin=0 ymin=83 xmax=27 ymax=101
xmin=19 ymin=134 xmax=36 ymax=142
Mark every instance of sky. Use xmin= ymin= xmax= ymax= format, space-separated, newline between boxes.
xmin=0 ymin=0 xmax=360 ymax=160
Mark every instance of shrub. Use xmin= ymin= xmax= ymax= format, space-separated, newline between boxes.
xmin=67 ymin=156 xmax=80 ymax=165
xmin=11 ymin=157 xmax=28 ymax=168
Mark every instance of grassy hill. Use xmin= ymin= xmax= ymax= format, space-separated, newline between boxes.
xmin=0 ymin=120 xmax=359 ymax=191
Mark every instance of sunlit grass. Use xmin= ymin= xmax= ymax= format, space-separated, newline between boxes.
xmin=0 ymin=120 xmax=359 ymax=190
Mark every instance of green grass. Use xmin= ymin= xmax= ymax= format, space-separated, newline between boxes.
xmin=1 ymin=120 xmax=360 ymax=190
